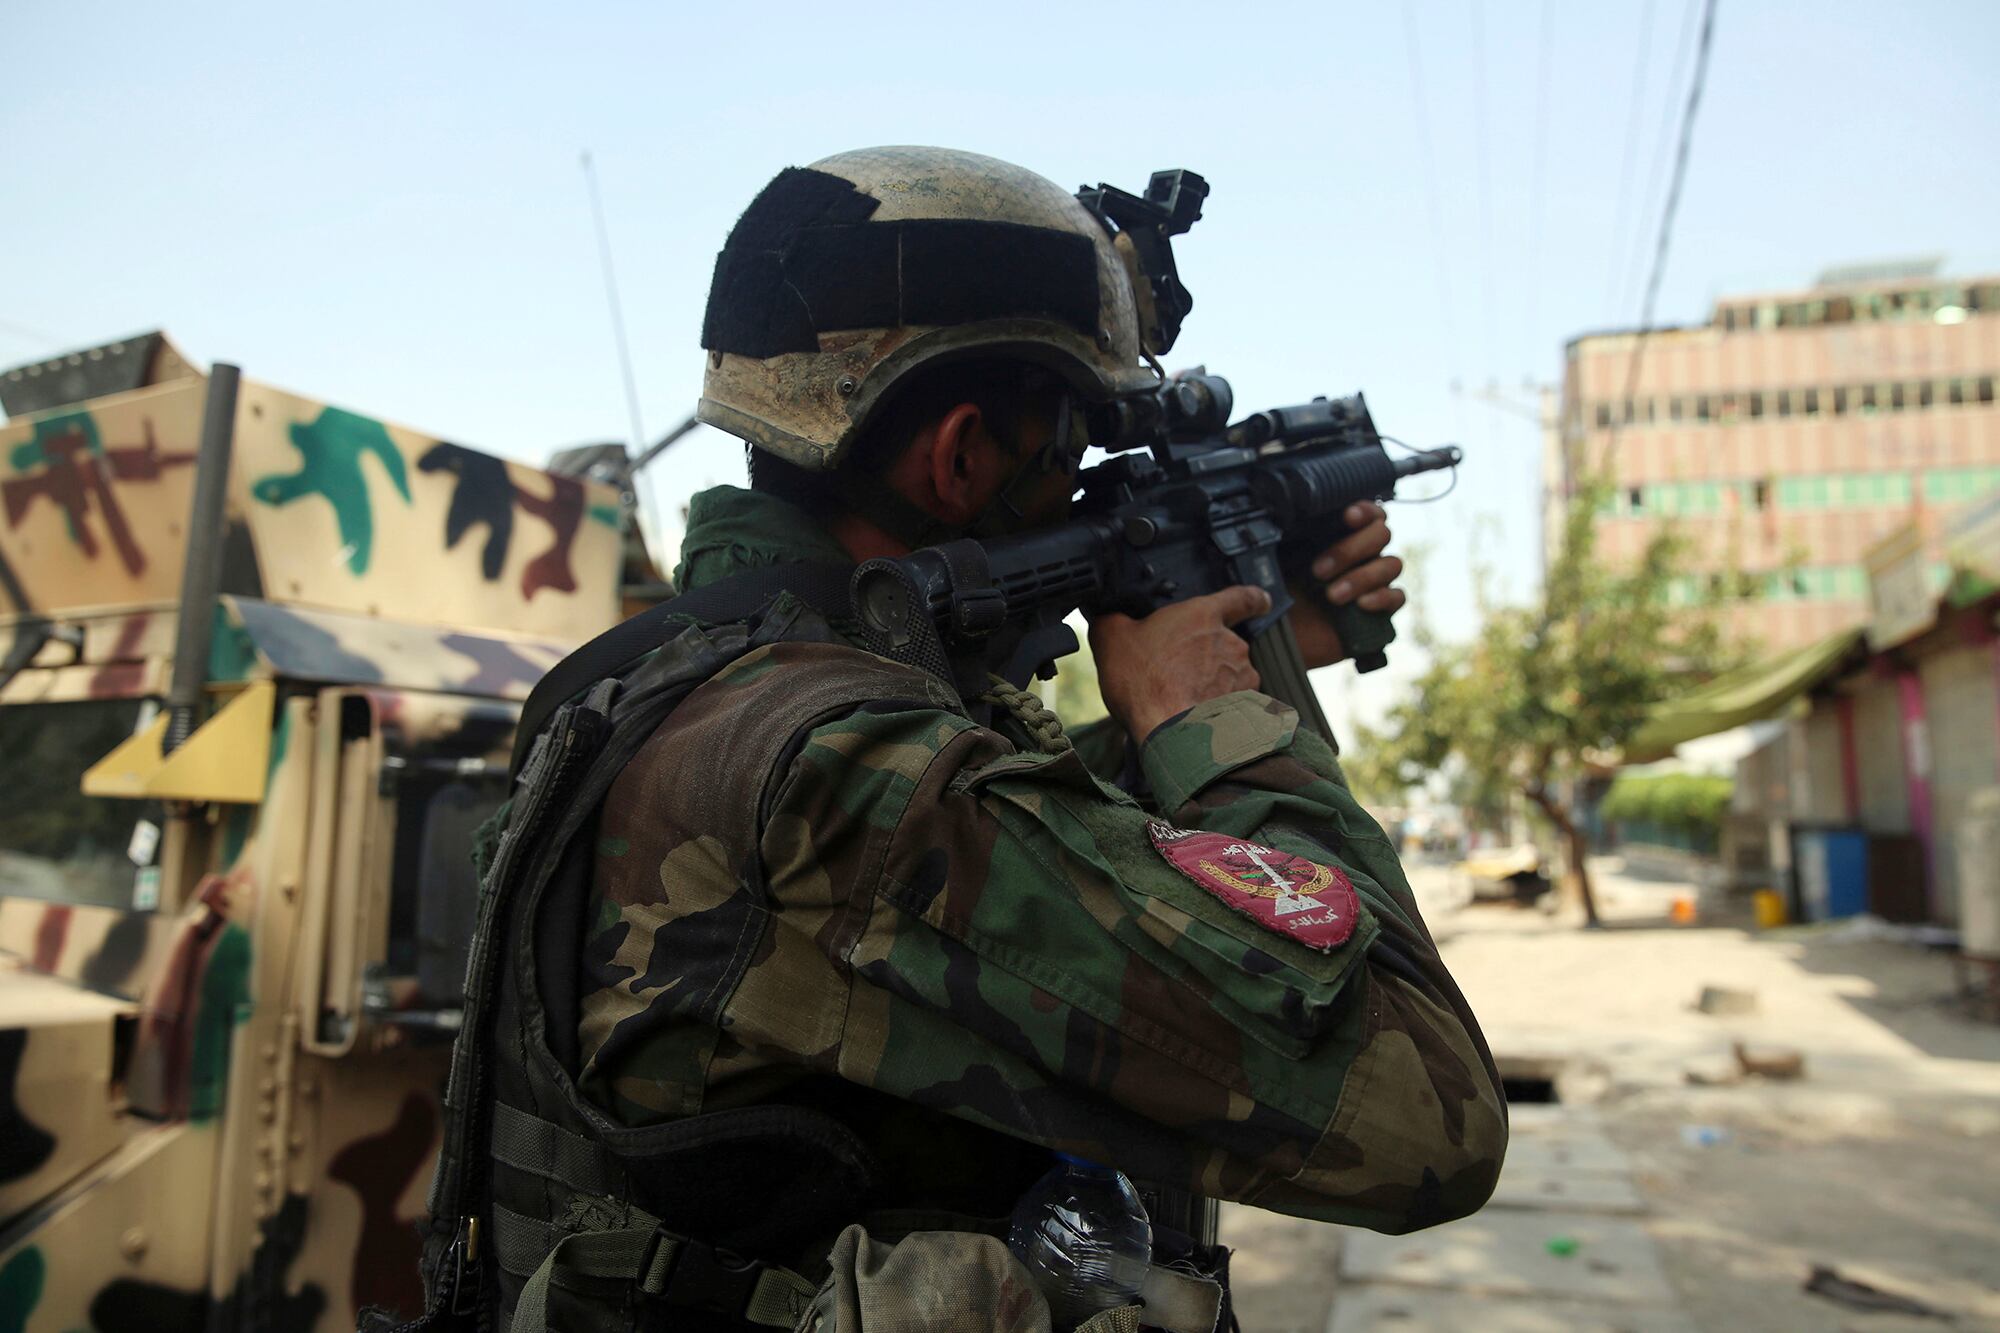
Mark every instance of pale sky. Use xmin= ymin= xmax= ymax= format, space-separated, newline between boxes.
xmin=5 ymin=0 xmax=1997 ymax=734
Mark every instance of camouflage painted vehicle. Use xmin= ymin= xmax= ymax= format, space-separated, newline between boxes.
xmin=0 ymin=333 xmax=650 ymax=1330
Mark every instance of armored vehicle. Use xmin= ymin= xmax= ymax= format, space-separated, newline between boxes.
xmin=0 ymin=333 xmax=648 ymax=1330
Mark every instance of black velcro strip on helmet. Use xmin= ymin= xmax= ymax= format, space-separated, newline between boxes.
xmin=896 ymin=219 xmax=1097 ymax=335
xmin=703 ymin=167 xmax=1100 ymax=359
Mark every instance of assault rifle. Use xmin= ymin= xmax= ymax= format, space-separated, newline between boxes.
xmin=848 ymin=371 xmax=1461 ymax=745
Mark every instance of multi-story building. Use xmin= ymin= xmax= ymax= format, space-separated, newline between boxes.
xmin=1549 ymin=261 xmax=2000 ymax=652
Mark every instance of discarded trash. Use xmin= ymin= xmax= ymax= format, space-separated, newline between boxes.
xmin=1733 ymin=1040 xmax=1807 ymax=1081
xmin=1544 ymin=1235 xmax=1579 ymax=1258
xmin=1696 ymin=985 xmax=1759 ymax=1016
xmin=1802 ymin=1264 xmax=1945 ymax=1318
xmin=1822 ymin=913 xmax=1961 ymax=950
xmin=1680 ymin=1124 xmax=1730 ymax=1148
xmin=1683 ymin=1060 xmax=1742 ymax=1087
xmin=1752 ymin=888 xmax=1789 ymax=929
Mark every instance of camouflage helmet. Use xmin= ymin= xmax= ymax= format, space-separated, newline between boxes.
xmin=696 ymin=146 xmax=1162 ymax=470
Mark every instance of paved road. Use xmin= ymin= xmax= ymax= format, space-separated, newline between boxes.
xmin=1223 ymin=855 xmax=2000 ymax=1330
xmin=1226 ymin=1104 xmax=1694 ymax=1331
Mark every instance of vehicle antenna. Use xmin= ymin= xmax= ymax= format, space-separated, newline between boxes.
xmin=580 ymin=149 xmax=676 ymax=559
xmin=580 ymin=151 xmax=648 ymax=457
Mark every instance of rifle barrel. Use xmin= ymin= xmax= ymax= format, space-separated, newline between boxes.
xmin=1391 ymin=444 xmax=1463 ymax=478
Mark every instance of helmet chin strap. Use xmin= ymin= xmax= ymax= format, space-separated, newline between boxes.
xmin=834 ymin=395 xmax=1085 ymax=552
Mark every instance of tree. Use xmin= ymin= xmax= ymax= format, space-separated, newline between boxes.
xmin=1368 ymin=483 xmax=1731 ymax=925
xmin=1341 ymin=719 xmax=1418 ymax=811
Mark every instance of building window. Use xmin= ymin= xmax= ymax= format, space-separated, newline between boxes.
xmin=1803 ymin=388 xmax=1821 ymax=415
xmin=1670 ymin=396 xmax=1686 ymax=422
xmin=1860 ymin=384 xmax=1879 ymax=412
xmin=1595 ymin=403 xmax=1611 ymax=428
xmin=1778 ymin=475 xmax=1834 ymax=509
xmin=1950 ymin=379 xmax=1967 ymax=406
xmin=1754 ymin=478 xmax=1771 ymax=510
xmin=1832 ymin=386 xmax=1849 ymax=415
xmin=1979 ymin=376 xmax=1995 ymax=404
xmin=1697 ymin=395 xmax=1712 ymax=422
xmin=1628 ymin=486 xmax=1644 ymax=513
xmin=1747 ymin=392 xmax=1764 ymax=418
xmin=1922 ymin=467 xmax=2000 ymax=504
xmin=1891 ymin=383 xmax=1907 ymax=409
xmin=1919 ymin=380 xmax=1935 ymax=409
xmin=1776 ymin=390 xmax=1793 ymax=418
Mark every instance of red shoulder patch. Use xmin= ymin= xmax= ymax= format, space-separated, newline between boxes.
xmin=1146 ymin=822 xmax=1358 ymax=951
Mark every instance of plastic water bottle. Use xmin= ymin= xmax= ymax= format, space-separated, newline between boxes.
xmin=1007 ymin=1154 xmax=1153 ymax=1329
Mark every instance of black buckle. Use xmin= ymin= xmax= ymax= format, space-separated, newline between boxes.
xmin=639 ymin=1229 xmax=764 ymax=1317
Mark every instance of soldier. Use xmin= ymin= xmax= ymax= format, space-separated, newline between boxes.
xmin=425 ymin=147 xmax=1505 ymax=1333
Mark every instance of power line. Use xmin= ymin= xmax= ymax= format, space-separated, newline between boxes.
xmin=1603 ymin=0 xmax=1659 ymax=322
xmin=1621 ymin=0 xmax=1703 ymax=318
xmin=1602 ymin=0 xmax=1721 ymax=470
xmin=1469 ymin=0 xmax=1498 ymax=378
xmin=1525 ymin=0 xmax=1554 ymax=376
xmin=1401 ymin=1 xmax=1467 ymax=432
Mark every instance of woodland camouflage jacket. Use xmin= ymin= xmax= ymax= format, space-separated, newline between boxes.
xmin=575 ymin=485 xmax=1506 ymax=1235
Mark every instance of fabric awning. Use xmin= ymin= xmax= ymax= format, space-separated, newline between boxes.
xmin=1623 ymin=627 xmax=1866 ymax=763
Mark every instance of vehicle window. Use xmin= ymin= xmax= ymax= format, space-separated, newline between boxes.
xmin=0 ymin=699 xmax=167 ymax=910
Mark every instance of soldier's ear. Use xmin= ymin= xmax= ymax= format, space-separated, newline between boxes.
xmin=923 ymin=402 xmax=991 ymax=522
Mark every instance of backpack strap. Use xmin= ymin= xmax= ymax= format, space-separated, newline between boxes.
xmin=509 ymin=562 xmax=858 ymax=776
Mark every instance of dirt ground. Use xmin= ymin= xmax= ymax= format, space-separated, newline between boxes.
xmin=1224 ymin=856 xmax=2000 ymax=1331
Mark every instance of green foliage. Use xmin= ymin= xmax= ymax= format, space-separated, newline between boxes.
xmin=1342 ymin=719 xmax=1414 ymax=809
xmin=1041 ymin=622 xmax=1109 ymax=726
xmin=1600 ymin=772 xmax=1734 ymax=836
xmin=1374 ymin=479 xmax=1729 ymax=792
xmin=1366 ymin=476 xmax=1738 ymax=919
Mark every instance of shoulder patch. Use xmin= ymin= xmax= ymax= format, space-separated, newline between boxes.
xmin=1146 ymin=821 xmax=1358 ymax=951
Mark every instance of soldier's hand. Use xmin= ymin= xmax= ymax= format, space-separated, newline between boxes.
xmin=1090 ymin=585 xmax=1269 ymax=740
xmin=1289 ymin=501 xmax=1406 ymax=669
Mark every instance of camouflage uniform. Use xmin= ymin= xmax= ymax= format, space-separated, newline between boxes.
xmin=575 ymin=483 xmax=1507 ymax=1236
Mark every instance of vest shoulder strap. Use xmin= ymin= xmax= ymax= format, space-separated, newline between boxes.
xmin=509 ymin=562 xmax=856 ymax=775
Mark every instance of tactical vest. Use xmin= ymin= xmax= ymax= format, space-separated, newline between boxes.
xmin=375 ymin=566 xmax=1232 ymax=1333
